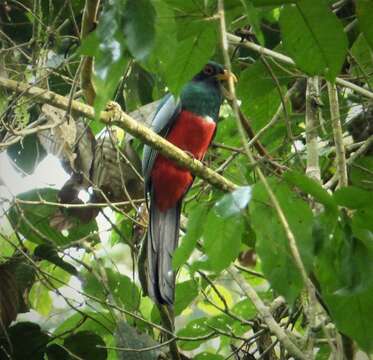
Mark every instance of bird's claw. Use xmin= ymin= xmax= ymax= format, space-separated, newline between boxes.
xmin=105 ymin=101 xmax=123 ymax=122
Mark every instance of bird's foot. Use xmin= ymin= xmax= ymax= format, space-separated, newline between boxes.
xmin=105 ymin=101 xmax=123 ymax=123
xmin=184 ymin=150 xmax=196 ymax=159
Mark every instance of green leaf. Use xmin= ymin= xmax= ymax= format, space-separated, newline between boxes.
xmin=177 ymin=317 xmax=212 ymax=350
xmin=350 ymin=156 xmax=373 ymax=190
xmin=82 ymin=268 xmax=140 ymax=311
xmin=34 ymin=244 xmax=77 ymax=275
xmin=79 ymin=1 xmax=128 ymax=119
xmin=250 ymin=181 xmax=314 ymax=304
xmin=144 ymin=0 xmax=177 ymax=74
xmin=115 ymin=321 xmax=160 ymax=360
xmin=252 ymin=0 xmax=296 ymax=5
xmin=236 ymin=60 xmax=289 ymax=150
xmin=54 ymin=311 xmax=115 ymax=338
xmin=174 ymin=280 xmax=199 ymax=316
xmin=232 ymin=298 xmax=257 ymax=319
xmin=280 ymin=0 xmax=348 ymax=80
xmin=198 ymin=285 xmax=233 ymax=316
xmin=0 ymin=322 xmax=49 ymax=360
xmin=12 ymin=261 xmax=36 ymax=293
xmin=194 ymin=353 xmax=224 ymax=360
xmin=173 ymin=205 xmax=209 ymax=269
xmin=64 ymin=331 xmax=107 ymax=360
xmin=350 ymin=34 xmax=373 ymax=88
xmin=7 ymin=134 xmax=47 ymax=175
xmin=356 ymin=0 xmax=373 ymax=50
xmin=29 ymin=282 xmax=52 ymax=316
xmin=164 ymin=22 xmax=217 ymax=94
xmin=284 ymin=170 xmax=337 ymax=211
xmin=334 ymin=186 xmax=373 ymax=209
xmin=9 ymin=188 xmax=98 ymax=246
xmin=215 ymin=186 xmax=252 ymax=218
xmin=45 ymin=344 xmax=69 ymax=360
xmin=315 ymin=217 xmax=373 ymax=352
xmin=123 ymin=0 xmax=156 ymax=60
xmin=241 ymin=1 xmax=265 ymax=45
xmin=203 ymin=208 xmax=244 ymax=272
xmin=351 ymin=207 xmax=373 ymax=250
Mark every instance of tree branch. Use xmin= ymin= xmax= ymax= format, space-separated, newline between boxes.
xmin=327 ymin=82 xmax=348 ymax=188
xmin=228 ymin=268 xmax=308 ymax=360
xmin=305 ymin=76 xmax=321 ymax=182
xmin=227 ymin=33 xmax=373 ymax=101
xmin=0 ymin=76 xmax=237 ymax=193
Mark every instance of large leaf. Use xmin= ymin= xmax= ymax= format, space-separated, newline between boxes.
xmin=115 ymin=321 xmax=160 ymax=360
xmin=280 ymin=0 xmax=348 ymax=80
xmin=29 ymin=281 xmax=52 ymax=317
xmin=0 ymin=322 xmax=49 ymax=360
xmin=334 ymin=186 xmax=373 ymax=209
xmin=34 ymin=244 xmax=77 ymax=275
xmin=240 ymin=1 xmax=264 ymax=45
xmin=173 ymin=205 xmax=209 ymax=269
xmin=45 ymin=344 xmax=69 ymax=360
xmin=63 ymin=331 xmax=107 ymax=360
xmin=198 ymin=187 xmax=252 ymax=272
xmin=350 ymin=34 xmax=373 ymax=88
xmin=250 ymin=181 xmax=314 ymax=304
xmin=164 ymin=22 xmax=217 ymax=94
xmin=54 ymin=311 xmax=115 ymax=337
xmin=316 ymin=220 xmax=373 ymax=353
xmin=79 ymin=0 xmax=128 ymax=119
xmin=144 ymin=0 xmax=177 ymax=74
xmin=123 ymin=0 xmax=156 ymax=60
xmin=177 ymin=317 xmax=212 ymax=350
xmin=284 ymin=170 xmax=337 ymax=212
xmin=236 ymin=60 xmax=289 ymax=150
xmin=194 ymin=354 xmax=224 ymax=360
xmin=203 ymin=207 xmax=245 ymax=272
xmin=7 ymin=134 xmax=47 ymax=175
xmin=215 ymin=186 xmax=252 ymax=218
xmin=350 ymin=156 xmax=373 ymax=190
xmin=356 ymin=0 xmax=373 ymax=50
xmin=9 ymin=188 xmax=98 ymax=246
xmin=174 ymin=280 xmax=199 ymax=316
xmin=82 ymin=267 xmax=140 ymax=311
xmin=252 ymin=0 xmax=296 ymax=4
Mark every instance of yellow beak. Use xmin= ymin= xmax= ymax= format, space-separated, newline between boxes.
xmin=216 ymin=69 xmax=238 ymax=83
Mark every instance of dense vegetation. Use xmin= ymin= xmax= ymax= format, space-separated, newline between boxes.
xmin=0 ymin=0 xmax=373 ymax=359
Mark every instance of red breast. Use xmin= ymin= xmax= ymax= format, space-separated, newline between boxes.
xmin=151 ymin=110 xmax=216 ymax=211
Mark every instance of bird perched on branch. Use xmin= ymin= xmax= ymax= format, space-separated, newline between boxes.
xmin=142 ymin=62 xmax=236 ymax=305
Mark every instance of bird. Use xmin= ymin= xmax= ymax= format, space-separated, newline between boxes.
xmin=142 ymin=61 xmax=236 ymax=305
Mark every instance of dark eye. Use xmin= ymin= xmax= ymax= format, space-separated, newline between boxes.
xmin=203 ymin=65 xmax=214 ymax=76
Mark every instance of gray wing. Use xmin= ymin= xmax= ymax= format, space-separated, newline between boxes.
xmin=142 ymin=94 xmax=181 ymax=201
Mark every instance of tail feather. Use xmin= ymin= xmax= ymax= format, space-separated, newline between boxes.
xmin=147 ymin=190 xmax=181 ymax=305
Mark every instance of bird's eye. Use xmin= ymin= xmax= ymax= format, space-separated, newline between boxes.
xmin=203 ymin=65 xmax=214 ymax=75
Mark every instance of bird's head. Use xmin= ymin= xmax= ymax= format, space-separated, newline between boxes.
xmin=180 ymin=61 xmax=237 ymax=119
xmin=192 ymin=61 xmax=237 ymax=86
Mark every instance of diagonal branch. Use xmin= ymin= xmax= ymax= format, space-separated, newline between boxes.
xmin=0 ymin=76 xmax=237 ymax=193
xmin=228 ymin=267 xmax=308 ymax=360
xmin=227 ymin=33 xmax=373 ymax=101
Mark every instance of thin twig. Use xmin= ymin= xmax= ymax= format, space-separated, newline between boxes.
xmin=327 ymin=82 xmax=348 ymax=188
xmin=227 ymin=33 xmax=373 ymax=101
xmin=305 ymin=76 xmax=321 ymax=182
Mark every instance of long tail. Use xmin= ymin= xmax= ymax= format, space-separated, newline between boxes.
xmin=147 ymin=190 xmax=181 ymax=305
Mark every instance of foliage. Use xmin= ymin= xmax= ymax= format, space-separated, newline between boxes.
xmin=1 ymin=0 xmax=373 ymax=359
